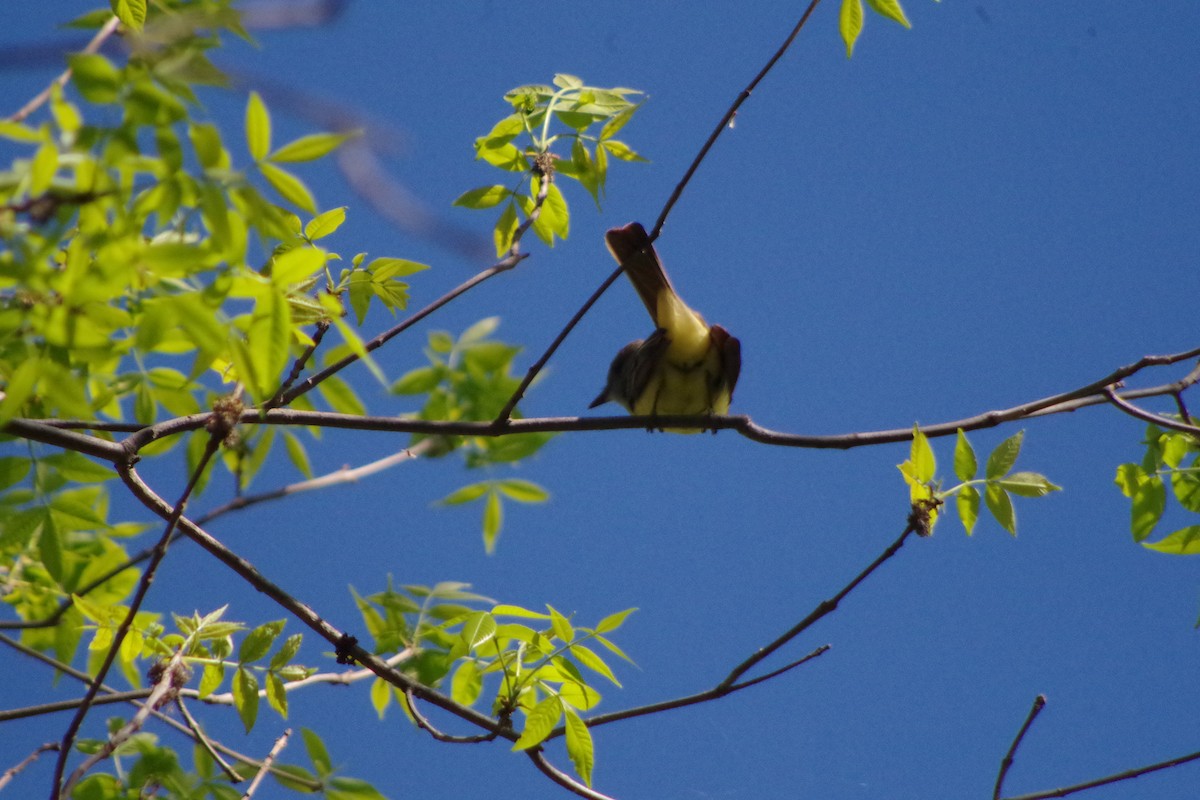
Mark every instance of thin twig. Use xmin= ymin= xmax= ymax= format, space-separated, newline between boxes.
xmin=278 ymin=255 xmax=525 ymax=406
xmin=1002 ymin=746 xmax=1200 ymax=800
xmin=0 ymin=743 xmax=59 ymax=793
xmin=495 ymin=262 xmax=626 ymax=423
xmin=993 ymin=694 xmax=1046 ymax=800
xmin=266 ymin=320 xmax=330 ymax=410
xmin=240 ymin=729 xmax=291 ymax=800
xmin=116 ymin=466 xmax=510 ymax=739
xmin=176 ymin=698 xmax=241 ymax=781
xmin=526 ymin=749 xmax=616 ymax=800
xmin=50 ymin=434 xmax=221 ymax=800
xmin=651 ymin=0 xmax=823 ymax=240
xmin=1103 ymin=386 xmax=1200 ymax=436
xmin=7 ymin=15 xmax=122 ymax=123
xmin=565 ymin=524 xmax=915 ymax=737
xmin=720 ymin=523 xmax=917 ymax=688
xmin=195 ymin=440 xmax=433 ymax=525
xmin=403 ymin=689 xmax=499 ymax=743
xmin=0 ymin=633 xmax=317 ymax=791
xmin=60 ymin=649 xmax=188 ymax=797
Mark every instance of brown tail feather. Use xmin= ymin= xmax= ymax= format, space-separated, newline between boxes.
xmin=605 ymin=222 xmax=677 ymax=327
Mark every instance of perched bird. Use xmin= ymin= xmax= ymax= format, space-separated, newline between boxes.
xmin=589 ymin=222 xmax=741 ymax=429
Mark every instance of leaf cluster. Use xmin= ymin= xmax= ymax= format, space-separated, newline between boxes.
xmin=899 ymin=427 xmax=1060 ymax=536
xmin=1115 ymin=423 xmax=1200 ymax=554
xmin=454 ymin=73 xmax=646 ymax=256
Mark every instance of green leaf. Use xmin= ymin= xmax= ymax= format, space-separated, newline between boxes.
xmin=483 ymin=490 xmax=502 ymax=554
xmin=391 ymin=366 xmax=441 ymax=395
xmin=600 ymin=139 xmax=647 ymax=162
xmin=996 ymin=472 xmax=1061 ymax=498
xmin=910 ymin=426 xmax=936 ymax=483
xmin=366 ymin=257 xmax=430 ymax=279
xmin=270 ymin=132 xmax=354 ymax=163
xmin=438 ymin=482 xmax=489 ymax=505
xmin=270 ymin=246 xmax=326 ymax=285
xmin=984 ymin=484 xmax=1016 ymax=535
xmin=282 ymin=432 xmax=313 ymax=479
xmin=259 ymin=162 xmax=316 ymax=213
xmin=0 ymin=121 xmax=42 ymax=142
xmin=595 ymin=608 xmax=636 ymax=635
xmin=1131 ymin=475 xmax=1166 ymax=542
xmin=316 ymin=374 xmax=366 ymax=416
xmin=269 ymin=633 xmax=303 ymax=670
xmin=563 ymin=707 xmax=595 ymax=786
xmin=1143 ymin=525 xmax=1200 ymax=555
xmin=370 ymin=676 xmax=391 ymax=719
xmin=493 ymin=201 xmax=519 ymax=257
xmin=956 ymin=484 xmax=980 ymax=535
xmin=1114 ymin=463 xmax=1144 ymax=498
xmin=68 ymin=53 xmax=122 ymax=103
xmin=266 ymin=672 xmax=288 ymax=717
xmin=305 ymin=207 xmax=347 ymax=240
xmin=232 ymin=667 xmax=259 ymax=732
xmin=985 ymin=431 xmax=1024 ymax=479
xmin=840 ymin=0 xmax=865 ymax=57
xmin=459 ymin=611 xmax=497 ymax=650
xmin=453 ymin=185 xmax=512 ymax=209
xmin=492 ymin=604 xmax=551 ymax=620
xmin=245 ymin=91 xmax=271 ymax=161
xmin=327 ymin=776 xmax=389 ymax=800
xmin=111 ymin=0 xmax=147 ymax=30
xmin=512 ymin=695 xmax=563 ymax=751
xmin=571 ymin=644 xmax=620 ymax=686
xmin=953 ymin=429 xmax=977 ymax=481
xmin=239 ymin=620 xmax=285 ymax=664
xmin=302 ymin=728 xmax=333 ymax=778
xmin=1171 ymin=470 xmax=1200 ymax=513
xmin=450 ymin=660 xmax=482 ymax=706
xmin=496 ymin=479 xmax=549 ymax=503
xmin=0 ymin=457 xmax=32 ymax=491
xmin=30 ymin=141 xmax=58 ymax=195
xmin=548 ymin=606 xmax=574 ymax=642
xmin=865 ymin=0 xmax=912 ymax=27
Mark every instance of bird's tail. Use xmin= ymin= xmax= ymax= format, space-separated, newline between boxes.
xmin=604 ymin=222 xmax=678 ymax=328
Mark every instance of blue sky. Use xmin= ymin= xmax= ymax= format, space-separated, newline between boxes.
xmin=3 ymin=2 xmax=1200 ymax=799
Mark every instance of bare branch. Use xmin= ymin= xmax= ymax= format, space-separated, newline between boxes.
xmin=1002 ymin=746 xmax=1200 ymax=800
xmin=526 ymin=749 xmax=616 ymax=800
xmin=0 ymin=743 xmax=59 ymax=793
xmin=51 ymin=435 xmax=222 ymax=799
xmin=175 ymin=697 xmax=242 ymax=782
xmin=403 ymin=689 xmax=499 ymax=744
xmin=571 ymin=524 xmax=915 ymax=736
xmin=651 ymin=0 xmax=824 ymax=240
xmin=196 ymin=439 xmax=434 ymax=525
xmin=240 ymin=728 xmax=291 ymax=800
xmin=1103 ymin=386 xmax=1200 ymax=436
xmin=116 ymin=465 xmax=512 ymax=740
xmin=60 ymin=649 xmax=189 ymax=797
xmin=994 ymin=695 xmax=1047 ymax=800
xmin=6 ymin=15 xmax=121 ymax=123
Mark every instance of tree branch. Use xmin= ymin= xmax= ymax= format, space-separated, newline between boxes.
xmin=50 ymin=434 xmax=222 ymax=800
xmin=526 ymin=749 xmax=616 ymax=800
xmin=6 ymin=15 xmax=121 ymax=123
xmin=115 ymin=465 xmax=512 ymax=741
xmin=994 ymin=694 xmax=1046 ymax=800
xmin=651 ymin=0 xmax=823 ymax=240
xmin=1002 ymin=746 xmax=1200 ymax=800
xmin=240 ymin=728 xmax=291 ymax=800
xmin=1103 ymin=386 xmax=1200 ymax=436
xmin=570 ymin=523 xmax=916 ymax=735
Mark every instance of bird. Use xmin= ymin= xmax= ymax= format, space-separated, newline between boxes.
xmin=589 ymin=222 xmax=741 ymax=431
